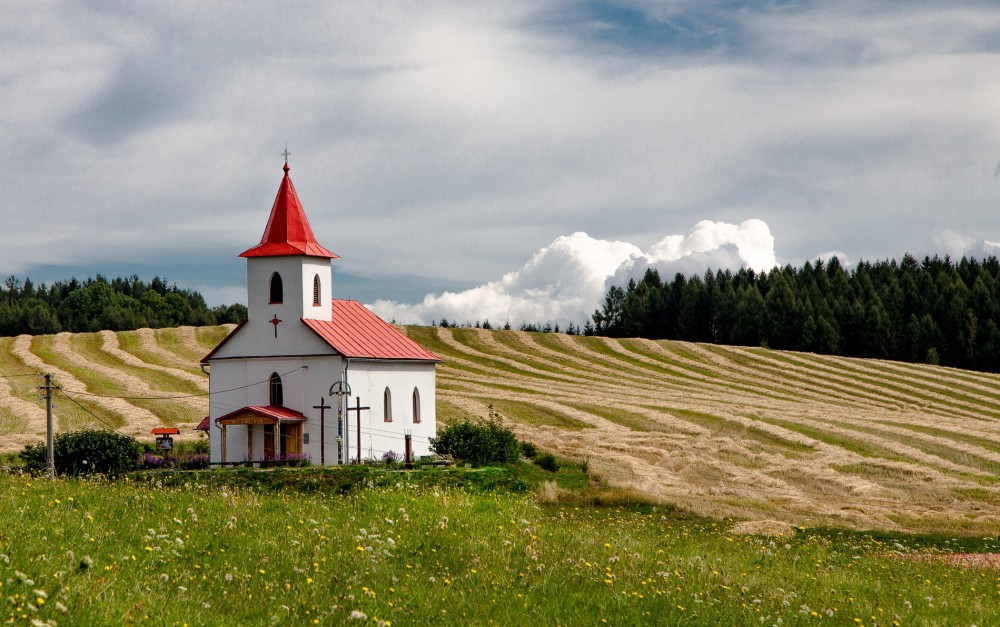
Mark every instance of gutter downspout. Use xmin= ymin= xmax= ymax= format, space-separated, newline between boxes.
xmin=342 ymin=358 xmax=350 ymax=465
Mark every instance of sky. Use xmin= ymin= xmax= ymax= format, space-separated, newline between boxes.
xmin=3 ymin=1 xmax=1000 ymax=327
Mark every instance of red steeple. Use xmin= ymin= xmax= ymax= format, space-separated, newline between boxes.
xmin=239 ymin=162 xmax=339 ymax=259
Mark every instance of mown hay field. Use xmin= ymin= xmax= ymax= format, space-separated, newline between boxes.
xmin=3 ymin=325 xmax=1000 ymax=534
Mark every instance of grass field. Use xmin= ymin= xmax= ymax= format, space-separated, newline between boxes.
xmin=2 ymin=469 xmax=999 ymax=626
xmin=3 ymin=325 xmax=1000 ymax=534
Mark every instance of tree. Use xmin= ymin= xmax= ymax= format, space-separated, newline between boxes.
xmin=592 ymin=285 xmax=627 ymax=337
xmin=729 ymin=285 xmax=767 ymax=347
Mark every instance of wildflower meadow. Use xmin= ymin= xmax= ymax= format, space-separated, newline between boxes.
xmin=2 ymin=470 xmax=999 ymax=625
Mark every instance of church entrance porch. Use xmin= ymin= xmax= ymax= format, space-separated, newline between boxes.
xmin=215 ymin=405 xmax=307 ymax=466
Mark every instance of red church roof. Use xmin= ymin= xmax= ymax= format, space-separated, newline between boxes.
xmin=239 ymin=163 xmax=339 ymax=259
xmin=201 ymin=301 xmax=439 ymax=363
xmin=304 ymin=300 xmax=441 ymax=361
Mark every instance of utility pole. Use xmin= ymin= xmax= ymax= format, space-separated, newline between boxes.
xmin=40 ymin=373 xmax=58 ymax=479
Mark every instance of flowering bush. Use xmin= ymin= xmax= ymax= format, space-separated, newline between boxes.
xmin=382 ymin=451 xmax=400 ymax=467
xmin=142 ymin=452 xmax=174 ymax=469
xmin=139 ymin=452 xmax=209 ymax=471
xmin=278 ymin=453 xmax=311 ymax=467
xmin=178 ymin=454 xmax=209 ymax=470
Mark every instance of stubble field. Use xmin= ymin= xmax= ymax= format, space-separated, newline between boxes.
xmin=3 ymin=325 xmax=1000 ymax=534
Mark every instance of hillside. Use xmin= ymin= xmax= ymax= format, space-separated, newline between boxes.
xmin=3 ymin=325 xmax=1000 ymax=533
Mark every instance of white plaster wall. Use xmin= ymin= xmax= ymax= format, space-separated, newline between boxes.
xmin=211 ymin=318 xmax=335 ymax=360
xmin=208 ymin=354 xmax=344 ymax=464
xmin=208 ymin=356 xmax=437 ymax=465
xmin=246 ymin=256 xmax=333 ymax=325
xmin=339 ymin=361 xmax=437 ymax=462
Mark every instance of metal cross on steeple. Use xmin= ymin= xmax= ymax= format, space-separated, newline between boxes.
xmin=281 ymin=145 xmax=291 ymax=165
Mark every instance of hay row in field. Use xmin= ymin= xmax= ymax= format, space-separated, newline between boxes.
xmin=411 ymin=326 xmax=1000 ymax=534
xmin=0 ymin=327 xmax=218 ymax=452
xmin=2 ymin=323 xmax=1000 ymax=533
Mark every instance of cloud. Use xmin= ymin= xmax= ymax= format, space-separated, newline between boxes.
xmin=2 ymin=1 xmax=1000 ymax=307
xmin=929 ymin=229 xmax=1000 ymax=260
xmin=369 ymin=219 xmax=776 ymax=326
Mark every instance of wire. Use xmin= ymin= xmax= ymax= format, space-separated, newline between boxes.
xmin=56 ymin=366 xmax=306 ymax=401
xmin=56 ymin=389 xmax=130 ymax=436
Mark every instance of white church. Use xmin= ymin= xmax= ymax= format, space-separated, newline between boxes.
xmin=201 ymin=160 xmax=440 ymax=466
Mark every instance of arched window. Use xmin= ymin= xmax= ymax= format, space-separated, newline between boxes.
xmin=269 ymin=272 xmax=283 ymax=304
xmin=383 ymin=387 xmax=392 ymax=422
xmin=313 ymin=274 xmax=321 ymax=306
xmin=412 ymin=387 xmax=421 ymax=423
xmin=269 ymin=372 xmax=283 ymax=406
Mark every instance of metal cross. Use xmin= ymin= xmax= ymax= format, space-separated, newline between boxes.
xmin=270 ymin=314 xmax=282 ymax=338
xmin=281 ymin=146 xmax=291 ymax=164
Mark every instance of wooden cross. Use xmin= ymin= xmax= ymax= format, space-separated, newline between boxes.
xmin=347 ymin=396 xmax=370 ymax=464
xmin=312 ymin=397 xmax=332 ymax=465
xmin=270 ymin=314 xmax=282 ymax=338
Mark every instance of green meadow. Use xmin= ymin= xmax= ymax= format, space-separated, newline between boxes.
xmin=2 ymin=468 xmax=998 ymax=626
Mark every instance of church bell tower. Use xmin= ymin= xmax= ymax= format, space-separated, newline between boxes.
xmin=239 ymin=160 xmax=338 ymax=332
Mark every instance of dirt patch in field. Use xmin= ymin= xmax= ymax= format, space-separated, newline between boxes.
xmin=731 ymin=520 xmax=796 ymax=537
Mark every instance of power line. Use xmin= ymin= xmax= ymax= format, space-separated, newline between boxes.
xmin=0 ymin=372 xmax=43 ymax=379
xmin=53 ymin=366 xmax=307 ymax=401
xmin=56 ymin=389 xmax=131 ymax=437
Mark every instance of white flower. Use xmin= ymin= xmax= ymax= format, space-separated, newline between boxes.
xmin=349 ymin=610 xmax=367 ymax=620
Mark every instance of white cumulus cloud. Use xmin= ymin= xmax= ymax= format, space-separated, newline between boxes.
xmin=370 ymin=219 xmax=777 ymax=326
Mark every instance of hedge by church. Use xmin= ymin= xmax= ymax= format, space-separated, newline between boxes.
xmin=429 ymin=409 xmax=520 ymax=467
xmin=20 ymin=429 xmax=142 ymax=476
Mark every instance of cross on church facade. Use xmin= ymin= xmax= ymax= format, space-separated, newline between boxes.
xmin=270 ymin=314 xmax=282 ymax=338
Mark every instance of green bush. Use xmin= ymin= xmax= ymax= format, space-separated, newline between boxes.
xmin=519 ymin=441 xmax=538 ymax=459
xmin=534 ymin=452 xmax=559 ymax=472
xmin=20 ymin=429 xmax=141 ymax=476
xmin=429 ymin=406 xmax=519 ymax=467
xmin=19 ymin=443 xmax=46 ymax=472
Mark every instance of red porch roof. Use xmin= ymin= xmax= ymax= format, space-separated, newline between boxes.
xmin=304 ymin=300 xmax=441 ymax=361
xmin=215 ymin=405 xmax=307 ymax=425
xmin=239 ymin=162 xmax=339 ymax=259
xmin=194 ymin=416 xmax=210 ymax=431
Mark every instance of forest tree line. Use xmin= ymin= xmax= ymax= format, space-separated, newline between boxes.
xmin=0 ymin=274 xmax=248 ymax=336
xmin=592 ymin=255 xmax=1000 ymax=373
